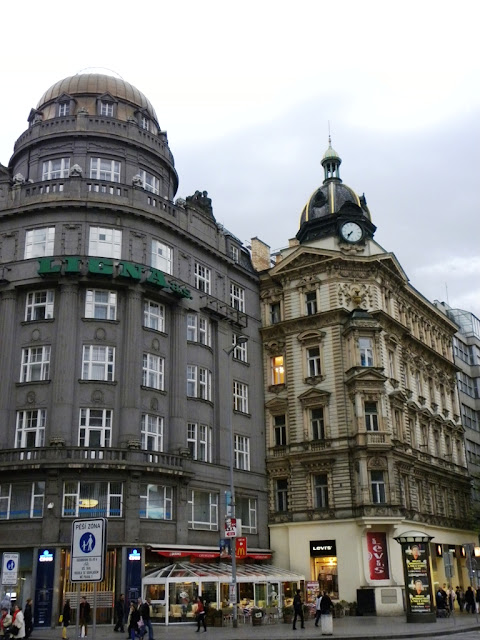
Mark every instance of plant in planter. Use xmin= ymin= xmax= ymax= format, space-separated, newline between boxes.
xmin=251 ymin=606 xmax=264 ymax=626
xmin=212 ymin=609 xmax=223 ymax=627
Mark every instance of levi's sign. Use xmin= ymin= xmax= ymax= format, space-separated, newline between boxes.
xmin=38 ymin=257 xmax=192 ymax=299
xmin=310 ymin=539 xmax=337 ymax=557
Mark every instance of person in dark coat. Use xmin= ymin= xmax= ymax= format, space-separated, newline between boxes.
xmin=320 ymin=591 xmax=333 ymax=615
xmin=139 ymin=599 xmax=153 ymax=640
xmin=195 ymin=597 xmax=206 ymax=632
xmin=62 ymin=600 xmax=71 ymax=639
xmin=292 ymin=590 xmax=304 ymax=630
xmin=465 ymin=586 xmax=475 ymax=613
xmin=79 ymin=597 xmax=91 ymax=636
xmin=127 ymin=603 xmax=140 ymax=640
xmin=114 ymin=594 xmax=125 ymax=632
xmin=23 ymin=600 xmax=33 ymax=639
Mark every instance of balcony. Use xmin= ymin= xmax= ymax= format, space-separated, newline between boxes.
xmin=355 ymin=432 xmax=392 ymax=448
xmin=0 ymin=446 xmax=188 ymax=476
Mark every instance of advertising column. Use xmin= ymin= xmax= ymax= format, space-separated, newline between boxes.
xmin=403 ymin=542 xmax=435 ymax=623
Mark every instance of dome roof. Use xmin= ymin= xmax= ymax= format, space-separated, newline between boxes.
xmin=36 ymin=73 xmax=159 ymax=125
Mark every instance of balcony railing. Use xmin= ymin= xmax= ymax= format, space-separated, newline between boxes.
xmin=0 ymin=446 xmax=187 ymax=475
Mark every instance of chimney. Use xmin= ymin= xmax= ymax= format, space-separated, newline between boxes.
xmin=250 ymin=237 xmax=271 ymax=272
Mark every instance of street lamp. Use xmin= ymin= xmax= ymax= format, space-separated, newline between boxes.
xmin=225 ymin=334 xmax=248 ymax=628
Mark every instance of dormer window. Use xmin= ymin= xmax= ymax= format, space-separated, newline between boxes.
xmin=100 ymin=101 xmax=114 ymax=117
xmin=230 ymin=245 xmax=239 ymax=263
xmin=58 ymin=103 xmax=69 ymax=117
xmin=141 ymin=116 xmax=150 ymax=131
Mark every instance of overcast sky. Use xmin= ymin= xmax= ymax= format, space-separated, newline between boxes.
xmin=1 ymin=0 xmax=479 ymax=318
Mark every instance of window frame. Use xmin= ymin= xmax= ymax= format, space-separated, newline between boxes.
xmin=138 ymin=169 xmax=160 ymax=194
xmin=141 ymin=414 xmax=164 ymax=452
xmin=311 ymin=407 xmax=325 ymax=440
xmin=187 ymin=422 xmax=212 ymax=462
xmin=15 ymin=409 xmax=46 ymax=449
xmin=306 ymin=346 xmax=322 ymax=378
xmin=42 ymin=158 xmax=70 ymax=180
xmin=24 ymin=227 xmax=55 ymax=259
xmin=0 ymin=482 xmax=45 ymax=520
xmin=85 ymin=289 xmax=117 ymax=320
xmin=142 ymin=353 xmax=165 ymax=391
xmin=313 ymin=474 xmax=329 ymax=509
xmin=20 ymin=345 xmax=51 ymax=382
xmin=273 ymin=414 xmax=287 ymax=446
xmin=82 ymin=345 xmax=115 ymax=381
xmin=232 ymin=334 xmax=248 ymax=362
xmin=271 ymin=355 xmax=285 ymax=385
xmin=233 ymin=380 xmax=249 ymax=413
xmin=89 ymin=158 xmax=121 ymax=183
xmin=236 ymin=496 xmax=257 ymax=534
xmin=88 ymin=226 xmax=122 ymax=259
xmin=305 ymin=291 xmax=318 ymax=316
xmin=275 ymin=478 xmax=289 ymax=512
xmin=187 ymin=365 xmax=212 ymax=401
xmin=62 ymin=480 xmax=122 ymax=518
xmin=230 ymin=282 xmax=245 ymax=312
xmin=139 ymin=484 xmax=172 ymax=520
xmin=151 ymin=239 xmax=173 ymax=275
xmin=25 ymin=290 xmax=54 ymax=321
xmin=371 ymin=470 xmax=386 ymax=504
xmin=234 ymin=434 xmax=250 ymax=471
xmin=143 ymin=299 xmax=165 ymax=332
xmin=359 ymin=337 xmax=374 ymax=367
xmin=188 ymin=490 xmax=218 ymax=530
xmin=194 ymin=262 xmax=211 ymax=294
xmin=365 ymin=401 xmax=379 ymax=432
xmin=79 ymin=408 xmax=112 ymax=448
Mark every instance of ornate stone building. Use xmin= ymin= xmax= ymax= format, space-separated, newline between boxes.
xmin=254 ymin=141 xmax=476 ymax=613
xmin=0 ymin=73 xmax=268 ymax=624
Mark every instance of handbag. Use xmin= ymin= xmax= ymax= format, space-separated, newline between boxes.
xmin=59 ymin=615 xmax=64 ymax=623
xmin=10 ymin=626 xmax=20 ymax=637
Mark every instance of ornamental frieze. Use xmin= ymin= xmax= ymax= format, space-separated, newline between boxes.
xmin=337 ymin=282 xmax=372 ymax=309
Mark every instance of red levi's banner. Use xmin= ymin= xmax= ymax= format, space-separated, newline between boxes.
xmin=367 ymin=532 xmax=390 ymax=580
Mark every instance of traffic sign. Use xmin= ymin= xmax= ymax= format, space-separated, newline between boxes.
xmin=1 ymin=553 xmax=19 ymax=586
xmin=70 ymin=518 xmax=107 ymax=583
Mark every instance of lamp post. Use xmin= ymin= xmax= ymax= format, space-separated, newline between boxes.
xmin=394 ymin=530 xmax=435 ymax=623
xmin=225 ymin=334 xmax=248 ymax=629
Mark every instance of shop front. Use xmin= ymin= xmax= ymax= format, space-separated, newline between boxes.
xmin=142 ymin=562 xmax=304 ymax=625
xmin=310 ymin=539 xmax=338 ymax=599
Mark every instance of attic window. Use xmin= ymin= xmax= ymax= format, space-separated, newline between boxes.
xmin=141 ymin=116 xmax=150 ymax=131
xmin=58 ymin=103 xmax=69 ymax=117
xmin=230 ymin=245 xmax=239 ymax=263
xmin=100 ymin=101 xmax=114 ymax=117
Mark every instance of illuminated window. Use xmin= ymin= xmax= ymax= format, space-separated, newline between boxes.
xmin=271 ymin=355 xmax=285 ymax=385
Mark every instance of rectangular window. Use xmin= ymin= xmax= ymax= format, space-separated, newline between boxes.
xmin=187 ymin=423 xmax=212 ymax=462
xmin=230 ymin=245 xmax=239 ymax=263
xmin=306 ymin=346 xmax=321 ymax=377
xmin=42 ymin=158 xmax=70 ymax=180
xmin=21 ymin=346 xmax=51 ymax=382
xmin=188 ymin=490 xmax=218 ymax=530
xmin=0 ymin=482 xmax=45 ymax=520
xmin=90 ymin=158 xmax=121 ymax=182
xmin=305 ymin=291 xmax=317 ymax=315
xmin=271 ymin=355 xmax=285 ymax=385
xmin=88 ymin=226 xmax=122 ymax=259
xmin=139 ymin=169 xmax=160 ymax=194
xmin=62 ymin=481 xmax=122 ymax=517
xmin=82 ymin=345 xmax=115 ymax=381
xmin=25 ymin=290 xmax=54 ymax=321
xmin=270 ymin=302 xmax=281 ymax=324
xmin=100 ymin=101 xmax=114 ymax=116
xmin=142 ymin=354 xmax=165 ymax=390
xmin=139 ymin=484 xmax=172 ymax=520
xmin=232 ymin=334 xmax=248 ymax=362
xmin=236 ymin=496 xmax=257 ymax=534
xmin=141 ymin=116 xmax=150 ymax=131
xmin=371 ymin=470 xmax=386 ymax=504
xmin=311 ymin=407 xmax=325 ymax=439
xmin=359 ymin=337 xmax=374 ymax=366
xmin=234 ymin=434 xmax=250 ymax=471
xmin=15 ymin=410 xmax=46 ymax=448
xmin=275 ymin=478 xmax=288 ymax=511
xmin=141 ymin=414 xmax=164 ymax=452
xmin=24 ymin=227 xmax=55 ymax=259
xmin=365 ymin=402 xmax=379 ymax=431
xmin=187 ymin=314 xmax=211 ymax=345
xmin=233 ymin=381 xmax=249 ymax=413
xmin=85 ymin=289 xmax=117 ymax=320
xmin=273 ymin=414 xmax=286 ymax=446
xmin=194 ymin=262 xmax=211 ymax=294
xmin=58 ymin=103 xmax=69 ymax=116
xmin=314 ymin=474 xmax=329 ymax=508
xmin=79 ymin=408 xmax=112 ymax=448
xmin=458 ymin=373 xmax=476 ymax=398
xmin=151 ymin=239 xmax=173 ymax=275
xmin=388 ymin=350 xmax=395 ymax=378
xmin=230 ymin=283 xmax=245 ymax=312
xmin=144 ymin=300 xmax=165 ymax=332
xmin=186 ymin=365 xmax=212 ymax=400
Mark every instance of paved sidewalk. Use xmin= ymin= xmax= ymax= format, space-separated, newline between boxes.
xmin=31 ymin=613 xmax=480 ymax=640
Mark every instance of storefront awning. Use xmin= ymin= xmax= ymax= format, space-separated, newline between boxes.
xmin=143 ymin=561 xmax=304 ymax=583
xmin=148 ymin=544 xmax=272 ymax=561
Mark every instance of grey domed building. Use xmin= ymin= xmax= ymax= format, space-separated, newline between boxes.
xmin=0 ymin=73 xmax=269 ymax=624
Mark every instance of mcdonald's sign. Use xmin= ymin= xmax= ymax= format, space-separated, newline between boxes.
xmin=236 ymin=537 xmax=247 ymax=558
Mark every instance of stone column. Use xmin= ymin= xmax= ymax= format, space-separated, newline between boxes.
xmin=119 ymin=288 xmax=142 ymax=445
xmin=167 ymin=305 xmax=186 ymax=452
xmin=0 ymin=290 xmax=17 ymax=447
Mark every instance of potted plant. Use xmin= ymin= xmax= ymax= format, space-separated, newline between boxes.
xmin=282 ymin=605 xmax=294 ymax=624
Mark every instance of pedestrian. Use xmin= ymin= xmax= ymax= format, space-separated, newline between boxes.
xmin=139 ymin=598 xmax=153 ymax=640
xmin=314 ymin=592 xmax=322 ymax=627
xmin=127 ymin=603 xmax=140 ymax=640
xmin=114 ymin=594 xmax=125 ymax=633
xmin=319 ymin=592 xmax=333 ymax=634
xmin=12 ymin=604 xmax=26 ymax=639
xmin=465 ymin=586 xmax=475 ymax=614
xmin=62 ymin=599 xmax=71 ymax=640
xmin=23 ymin=600 xmax=33 ymax=639
xmin=456 ymin=586 xmax=464 ymax=611
xmin=0 ymin=607 xmax=12 ymax=638
xmin=195 ymin=597 xmax=206 ymax=632
xmin=292 ymin=589 xmax=304 ymax=630
xmin=79 ymin=597 xmax=91 ymax=637
xmin=476 ymin=587 xmax=480 ymax=614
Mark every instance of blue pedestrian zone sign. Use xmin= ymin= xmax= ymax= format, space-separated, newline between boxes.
xmin=71 ymin=518 xmax=107 ymax=583
xmin=1 ymin=553 xmax=19 ymax=586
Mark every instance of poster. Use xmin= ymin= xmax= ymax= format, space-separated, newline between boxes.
xmin=405 ymin=543 xmax=431 ymax=614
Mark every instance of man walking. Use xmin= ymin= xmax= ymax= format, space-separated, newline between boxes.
xmin=292 ymin=589 xmax=304 ymax=630
xmin=139 ymin=598 xmax=154 ymax=640
xmin=314 ymin=592 xmax=322 ymax=627
xmin=79 ymin=596 xmax=91 ymax=638
xmin=114 ymin=594 xmax=125 ymax=633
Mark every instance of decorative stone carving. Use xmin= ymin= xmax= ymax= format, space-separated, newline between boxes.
xmin=26 ymin=391 xmax=36 ymax=404
xmin=264 ymin=339 xmax=285 ymax=354
xmin=77 ymin=107 xmax=89 ymax=115
xmin=31 ymin=329 xmax=41 ymax=342
xmin=338 ymin=282 xmax=371 ymax=308
xmin=150 ymin=397 xmax=159 ymax=411
xmin=95 ymin=328 xmax=106 ymax=341
xmin=13 ymin=173 xmax=26 ymax=186
xmin=132 ymin=174 xmax=143 ymax=187
xmin=69 ymin=164 xmax=83 ymax=177
xmin=91 ymin=390 xmax=104 ymax=404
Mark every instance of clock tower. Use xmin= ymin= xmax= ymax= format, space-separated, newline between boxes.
xmin=296 ymin=138 xmax=376 ymax=245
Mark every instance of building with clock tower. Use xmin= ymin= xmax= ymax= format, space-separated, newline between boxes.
xmin=253 ymin=140 xmax=476 ymax=614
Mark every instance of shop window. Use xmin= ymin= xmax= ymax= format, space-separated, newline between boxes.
xmin=25 ymin=290 xmax=54 ymax=321
xmin=0 ymin=482 xmax=45 ymax=519
xmin=62 ymin=480 xmax=122 ymax=517
xmin=314 ymin=557 xmax=338 ymax=599
xmin=273 ymin=414 xmax=287 ymax=446
xmin=371 ymin=470 xmax=386 ymax=504
xmin=271 ymin=355 xmax=285 ymax=385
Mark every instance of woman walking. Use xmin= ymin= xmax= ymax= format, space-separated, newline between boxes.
xmin=12 ymin=604 xmax=26 ymax=639
xmin=195 ymin=597 xmax=206 ymax=632
xmin=61 ymin=600 xmax=71 ymax=639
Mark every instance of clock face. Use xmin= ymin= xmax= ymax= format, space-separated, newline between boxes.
xmin=340 ymin=221 xmax=363 ymax=243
